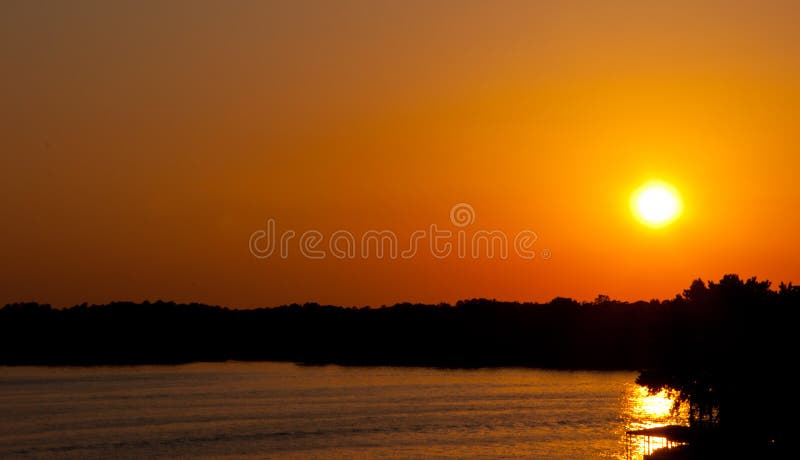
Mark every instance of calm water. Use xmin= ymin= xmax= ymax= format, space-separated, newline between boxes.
xmin=0 ymin=363 xmax=680 ymax=459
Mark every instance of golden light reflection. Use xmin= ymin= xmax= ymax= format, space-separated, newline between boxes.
xmin=636 ymin=387 xmax=673 ymax=419
xmin=621 ymin=385 xmax=688 ymax=460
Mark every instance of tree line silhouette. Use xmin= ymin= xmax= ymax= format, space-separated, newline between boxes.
xmin=1 ymin=274 xmax=796 ymax=370
xmin=1 ymin=274 xmax=797 ymax=453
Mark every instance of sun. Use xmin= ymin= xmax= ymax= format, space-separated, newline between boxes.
xmin=631 ymin=180 xmax=683 ymax=228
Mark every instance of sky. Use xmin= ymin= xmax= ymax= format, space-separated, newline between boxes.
xmin=2 ymin=0 xmax=799 ymax=308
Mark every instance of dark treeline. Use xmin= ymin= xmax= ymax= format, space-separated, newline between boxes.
xmin=0 ymin=274 xmax=796 ymax=370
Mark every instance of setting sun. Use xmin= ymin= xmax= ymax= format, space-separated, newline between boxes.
xmin=631 ymin=181 xmax=683 ymax=228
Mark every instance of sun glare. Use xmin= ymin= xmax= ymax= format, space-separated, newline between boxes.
xmin=631 ymin=180 xmax=683 ymax=228
xmin=636 ymin=388 xmax=674 ymax=419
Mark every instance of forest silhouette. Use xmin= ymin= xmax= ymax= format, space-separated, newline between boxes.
xmin=1 ymin=274 xmax=797 ymax=454
xmin=2 ymin=274 xmax=795 ymax=369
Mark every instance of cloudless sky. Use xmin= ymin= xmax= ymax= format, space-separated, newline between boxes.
xmin=2 ymin=0 xmax=799 ymax=307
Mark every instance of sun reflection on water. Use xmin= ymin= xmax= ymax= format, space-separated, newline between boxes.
xmin=634 ymin=387 xmax=674 ymax=421
xmin=620 ymin=384 xmax=688 ymax=459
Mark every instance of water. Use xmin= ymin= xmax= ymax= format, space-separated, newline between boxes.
xmin=0 ymin=363 xmax=680 ymax=459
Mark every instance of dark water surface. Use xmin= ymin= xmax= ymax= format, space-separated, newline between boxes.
xmin=0 ymin=363 xmax=679 ymax=459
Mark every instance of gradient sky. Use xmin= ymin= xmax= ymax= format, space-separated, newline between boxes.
xmin=2 ymin=0 xmax=799 ymax=307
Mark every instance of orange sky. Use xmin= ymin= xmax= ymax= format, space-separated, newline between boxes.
xmin=2 ymin=1 xmax=799 ymax=307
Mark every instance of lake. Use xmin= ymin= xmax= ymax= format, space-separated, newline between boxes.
xmin=0 ymin=362 xmax=680 ymax=459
